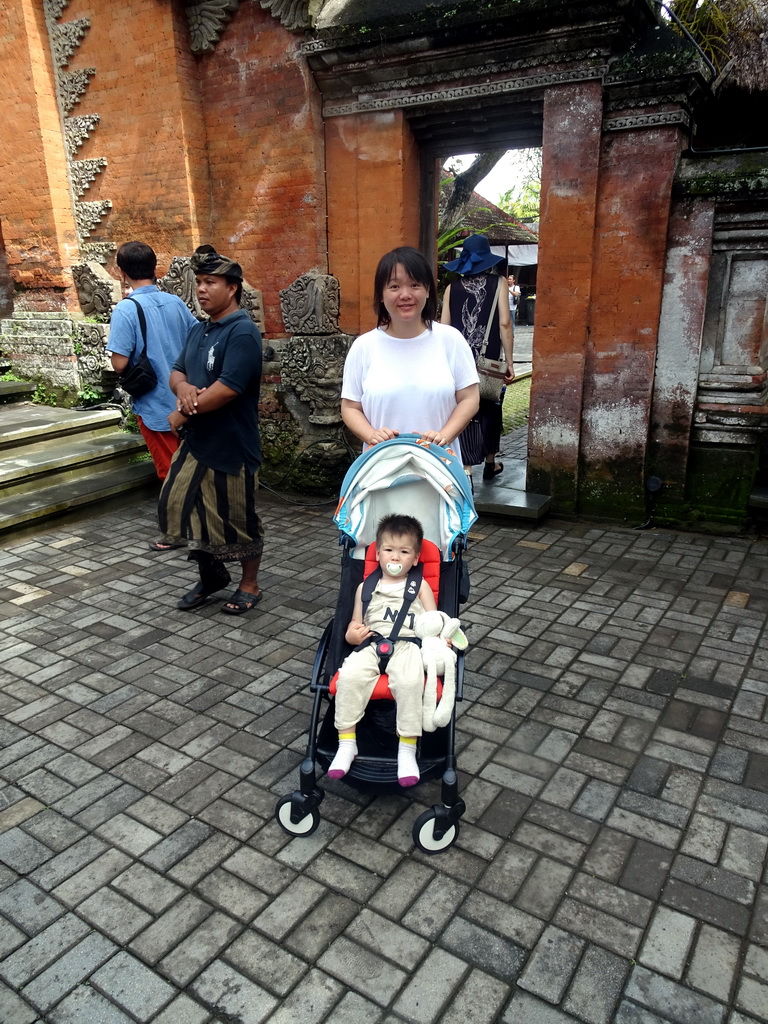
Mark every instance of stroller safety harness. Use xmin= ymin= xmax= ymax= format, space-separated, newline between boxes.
xmin=359 ymin=564 xmax=423 ymax=673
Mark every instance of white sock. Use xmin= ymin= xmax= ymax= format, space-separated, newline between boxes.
xmin=328 ymin=738 xmax=357 ymax=779
xmin=397 ymin=740 xmax=420 ymax=787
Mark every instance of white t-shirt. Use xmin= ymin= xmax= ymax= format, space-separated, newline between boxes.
xmin=341 ymin=322 xmax=478 ymax=462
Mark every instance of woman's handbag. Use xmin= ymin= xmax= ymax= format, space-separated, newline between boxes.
xmin=476 ymin=278 xmax=505 ymax=401
xmin=117 ymin=298 xmax=158 ymax=399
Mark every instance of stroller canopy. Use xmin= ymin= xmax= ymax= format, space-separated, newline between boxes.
xmin=334 ymin=434 xmax=477 ymax=559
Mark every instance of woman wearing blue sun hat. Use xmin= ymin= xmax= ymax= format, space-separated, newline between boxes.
xmin=441 ymin=234 xmax=515 ymax=481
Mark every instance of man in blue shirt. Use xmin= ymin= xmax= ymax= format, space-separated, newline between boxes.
xmin=108 ymin=241 xmax=198 ymax=552
xmin=158 ymin=245 xmax=265 ymax=616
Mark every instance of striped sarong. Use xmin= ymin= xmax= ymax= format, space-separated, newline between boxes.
xmin=158 ymin=444 xmax=264 ymax=561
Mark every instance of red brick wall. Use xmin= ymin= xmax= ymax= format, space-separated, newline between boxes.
xmin=66 ymin=0 xmax=210 ymax=277
xmin=528 ymin=82 xmax=603 ymax=510
xmin=194 ymin=2 xmax=327 ymax=336
xmin=41 ymin=0 xmax=326 ymax=335
xmin=0 ymin=0 xmax=78 ymax=307
xmin=326 ymin=111 xmax=421 ymax=335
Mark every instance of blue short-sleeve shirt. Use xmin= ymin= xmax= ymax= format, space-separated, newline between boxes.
xmin=107 ymin=286 xmax=198 ymax=432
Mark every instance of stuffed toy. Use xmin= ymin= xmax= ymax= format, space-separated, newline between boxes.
xmin=414 ymin=611 xmax=468 ymax=732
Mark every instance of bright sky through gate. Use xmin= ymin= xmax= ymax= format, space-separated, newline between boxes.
xmin=446 ymin=150 xmax=533 ymax=207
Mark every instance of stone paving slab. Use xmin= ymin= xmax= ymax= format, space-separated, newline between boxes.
xmin=2 ymin=494 xmax=768 ymax=1021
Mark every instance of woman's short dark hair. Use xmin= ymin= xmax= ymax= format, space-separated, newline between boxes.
xmin=116 ymin=241 xmax=157 ymax=281
xmin=373 ymin=246 xmax=437 ymax=329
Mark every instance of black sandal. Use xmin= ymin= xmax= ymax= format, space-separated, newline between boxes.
xmin=177 ymin=572 xmax=231 ymax=611
xmin=221 ymin=589 xmax=263 ymax=615
xmin=483 ymin=461 xmax=504 ymax=480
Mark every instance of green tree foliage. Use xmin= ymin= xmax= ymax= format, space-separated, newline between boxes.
xmin=438 ymin=149 xmax=507 ymax=236
xmin=497 ymin=149 xmax=542 ymax=221
xmin=668 ymin=0 xmax=767 ymax=87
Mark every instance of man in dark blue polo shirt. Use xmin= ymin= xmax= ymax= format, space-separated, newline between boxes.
xmin=158 ymin=245 xmax=265 ymax=615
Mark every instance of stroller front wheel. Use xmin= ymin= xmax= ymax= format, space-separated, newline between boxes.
xmin=275 ymin=795 xmax=320 ymax=837
xmin=412 ymin=808 xmax=459 ymax=854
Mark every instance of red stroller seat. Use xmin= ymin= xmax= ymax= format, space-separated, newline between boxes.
xmin=328 ymin=538 xmax=443 ymax=701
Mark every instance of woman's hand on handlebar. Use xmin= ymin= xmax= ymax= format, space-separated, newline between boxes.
xmin=368 ymin=428 xmax=399 ymax=446
xmin=419 ymin=430 xmax=449 ymax=447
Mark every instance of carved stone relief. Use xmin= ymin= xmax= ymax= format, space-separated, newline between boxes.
xmin=72 ymin=262 xmax=121 ymax=319
xmin=185 ymin=0 xmax=241 ymax=54
xmin=59 ymin=68 xmax=96 ymax=113
xmin=44 ymin=3 xmax=110 ymax=271
xmin=279 ymin=269 xmax=339 ymax=335
xmin=277 ymin=270 xmax=349 ymax=429
xmin=74 ymin=321 xmax=111 ymax=387
xmin=280 ymin=335 xmax=352 ymax=425
xmin=260 ymin=0 xmax=313 ymax=31
xmin=184 ymin=0 xmax=325 ymax=52
xmin=51 ymin=18 xmax=90 ymax=67
xmin=75 ymin=200 xmax=113 ymax=239
xmin=157 ymin=256 xmax=266 ymax=334
xmin=81 ymin=242 xmax=115 ymax=265
xmin=157 ymin=257 xmax=202 ymax=317
xmin=64 ymin=114 xmax=100 ymax=157
xmin=43 ymin=0 xmax=69 ymax=21
xmin=71 ymin=158 xmax=108 ymax=197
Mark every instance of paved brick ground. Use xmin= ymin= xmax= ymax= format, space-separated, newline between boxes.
xmin=2 ymin=489 xmax=768 ymax=1023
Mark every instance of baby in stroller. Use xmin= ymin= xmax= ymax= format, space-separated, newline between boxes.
xmin=328 ymin=513 xmax=437 ymax=786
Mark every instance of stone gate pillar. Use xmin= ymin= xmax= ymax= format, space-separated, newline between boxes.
xmin=528 ymin=81 xmax=603 ymax=514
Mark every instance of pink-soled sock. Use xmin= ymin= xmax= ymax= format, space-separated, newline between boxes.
xmin=397 ymin=739 xmax=420 ymax=787
xmin=328 ymin=738 xmax=357 ymax=779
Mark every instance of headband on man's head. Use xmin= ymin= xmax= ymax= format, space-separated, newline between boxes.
xmin=191 ymin=244 xmax=243 ymax=280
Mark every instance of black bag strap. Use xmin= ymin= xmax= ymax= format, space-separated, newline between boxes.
xmin=478 ymin=277 xmax=502 ymax=360
xmin=361 ymin=564 xmax=423 ymax=642
xmin=360 ymin=563 xmax=424 ymax=673
xmin=126 ymin=297 xmax=149 ymax=357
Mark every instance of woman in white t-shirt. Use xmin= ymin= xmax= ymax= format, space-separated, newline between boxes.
xmin=341 ymin=247 xmax=479 ymax=463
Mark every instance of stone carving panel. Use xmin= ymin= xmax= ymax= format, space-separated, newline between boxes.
xmin=51 ymin=17 xmax=90 ymax=67
xmin=279 ymin=269 xmax=339 ymax=335
xmin=158 ymin=256 xmax=202 ymax=317
xmin=71 ymin=158 xmax=107 ymax=197
xmin=280 ymin=335 xmax=352 ymax=425
xmin=72 ymin=261 xmax=120 ymax=319
xmin=75 ymin=200 xmax=113 ymax=239
xmin=81 ymin=242 xmax=115 ymax=265
xmin=260 ymin=0 xmax=314 ymax=31
xmin=74 ymin=321 xmax=110 ymax=386
xmin=186 ymin=0 xmax=240 ymax=54
xmin=59 ymin=67 xmax=96 ymax=113
xmin=44 ymin=0 xmax=70 ymax=20
xmin=64 ymin=114 xmax=100 ymax=157
xmin=157 ymin=256 xmax=266 ymax=334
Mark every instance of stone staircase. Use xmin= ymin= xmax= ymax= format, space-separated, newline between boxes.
xmin=0 ymin=398 xmax=157 ymax=536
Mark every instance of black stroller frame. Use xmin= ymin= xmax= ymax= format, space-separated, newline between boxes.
xmin=275 ymin=532 xmax=469 ymax=854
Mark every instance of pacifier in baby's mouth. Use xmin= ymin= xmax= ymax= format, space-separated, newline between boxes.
xmin=385 ymin=563 xmax=405 ymax=576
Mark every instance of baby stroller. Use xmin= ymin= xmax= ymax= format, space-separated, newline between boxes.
xmin=274 ymin=434 xmax=477 ymax=853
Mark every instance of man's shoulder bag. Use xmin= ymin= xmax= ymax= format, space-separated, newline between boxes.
xmin=118 ymin=297 xmax=158 ymax=399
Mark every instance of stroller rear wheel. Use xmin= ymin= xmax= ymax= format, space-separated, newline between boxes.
xmin=275 ymin=795 xmax=320 ymax=837
xmin=412 ymin=807 xmax=460 ymax=854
